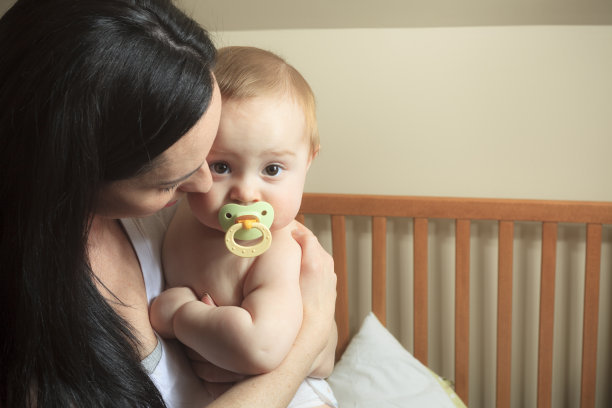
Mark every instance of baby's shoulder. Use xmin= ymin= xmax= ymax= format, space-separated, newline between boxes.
xmin=269 ymin=221 xmax=302 ymax=253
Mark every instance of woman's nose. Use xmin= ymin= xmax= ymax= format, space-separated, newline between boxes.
xmin=179 ymin=165 xmax=212 ymax=194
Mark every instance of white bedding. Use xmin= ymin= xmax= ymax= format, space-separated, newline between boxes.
xmin=328 ymin=313 xmax=466 ymax=407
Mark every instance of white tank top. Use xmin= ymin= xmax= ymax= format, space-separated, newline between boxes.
xmin=122 ymin=207 xmax=213 ymax=408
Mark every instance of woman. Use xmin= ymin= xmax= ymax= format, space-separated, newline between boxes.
xmin=0 ymin=0 xmax=337 ymax=407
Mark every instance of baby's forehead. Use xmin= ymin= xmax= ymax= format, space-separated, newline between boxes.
xmin=221 ymin=94 xmax=308 ymax=124
xmin=221 ymin=92 xmax=317 ymax=153
xmin=222 ymin=89 xmax=301 ymax=107
xmin=219 ymin=94 xmax=305 ymax=128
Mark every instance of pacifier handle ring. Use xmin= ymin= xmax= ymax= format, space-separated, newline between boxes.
xmin=225 ymin=222 xmax=272 ymax=258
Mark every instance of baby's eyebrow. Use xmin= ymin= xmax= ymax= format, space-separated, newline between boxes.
xmin=267 ymin=149 xmax=296 ymax=157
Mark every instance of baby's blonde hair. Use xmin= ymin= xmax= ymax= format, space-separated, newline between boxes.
xmin=214 ymin=46 xmax=319 ymax=156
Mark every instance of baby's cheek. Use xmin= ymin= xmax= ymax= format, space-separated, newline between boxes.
xmin=272 ymin=202 xmax=301 ymax=229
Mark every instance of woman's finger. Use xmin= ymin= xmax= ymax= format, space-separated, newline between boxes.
xmin=203 ymin=381 xmax=235 ymax=399
xmin=190 ymin=359 xmax=246 ymax=383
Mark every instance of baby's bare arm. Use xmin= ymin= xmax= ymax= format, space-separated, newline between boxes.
xmin=173 ymin=232 xmax=303 ymax=375
xmin=238 ymin=236 xmax=304 ymax=370
xmin=202 ymin=223 xmax=338 ymax=408
xmin=158 ymin=203 xmax=304 ymax=375
xmin=150 ymin=287 xmax=198 ymax=338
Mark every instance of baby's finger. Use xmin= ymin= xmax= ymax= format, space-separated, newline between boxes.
xmin=201 ymin=292 xmax=217 ymax=306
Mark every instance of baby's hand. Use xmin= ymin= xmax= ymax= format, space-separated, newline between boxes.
xmin=150 ymin=287 xmax=198 ymax=339
xmin=201 ymin=293 xmax=217 ymax=306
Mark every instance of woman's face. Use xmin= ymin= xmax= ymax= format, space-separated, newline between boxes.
xmin=96 ymin=82 xmax=222 ymax=219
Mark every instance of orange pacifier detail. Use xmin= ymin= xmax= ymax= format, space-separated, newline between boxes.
xmin=218 ymin=202 xmax=274 ymax=258
xmin=236 ymin=215 xmax=257 ymax=230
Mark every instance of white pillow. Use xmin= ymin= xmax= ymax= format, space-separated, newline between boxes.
xmin=328 ymin=312 xmax=465 ymax=408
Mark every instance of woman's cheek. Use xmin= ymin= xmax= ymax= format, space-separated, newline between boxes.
xmin=187 ymin=193 xmax=220 ymax=230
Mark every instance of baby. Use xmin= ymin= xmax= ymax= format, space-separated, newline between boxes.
xmin=150 ymin=46 xmax=337 ymax=408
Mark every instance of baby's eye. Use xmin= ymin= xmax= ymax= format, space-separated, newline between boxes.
xmin=263 ymin=164 xmax=282 ymax=177
xmin=210 ymin=162 xmax=230 ymax=174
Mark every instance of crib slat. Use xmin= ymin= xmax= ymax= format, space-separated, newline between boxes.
xmin=331 ymin=215 xmax=349 ymax=361
xmin=296 ymin=213 xmax=305 ymax=224
xmin=300 ymin=193 xmax=612 ymax=224
xmin=414 ymin=217 xmax=428 ymax=364
xmin=581 ymin=223 xmax=601 ymax=408
xmin=297 ymin=194 xmax=612 ymax=408
xmin=497 ymin=221 xmax=514 ymax=408
xmin=455 ymin=219 xmax=470 ymax=404
xmin=537 ymin=222 xmax=558 ymax=408
xmin=372 ymin=216 xmax=387 ymax=325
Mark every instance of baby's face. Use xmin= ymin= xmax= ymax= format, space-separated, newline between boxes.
xmin=187 ymin=93 xmax=313 ymax=231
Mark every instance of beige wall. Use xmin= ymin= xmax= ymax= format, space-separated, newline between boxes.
xmin=0 ymin=0 xmax=13 ymax=15
xmin=207 ymin=26 xmax=612 ymax=201
xmin=2 ymin=1 xmax=610 ymax=201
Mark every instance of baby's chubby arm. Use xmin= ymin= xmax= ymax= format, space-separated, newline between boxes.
xmin=238 ymin=230 xmax=304 ymax=370
xmin=165 ymin=224 xmax=304 ymax=375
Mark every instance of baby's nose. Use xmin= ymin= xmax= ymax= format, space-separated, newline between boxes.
xmin=229 ymin=182 xmax=260 ymax=204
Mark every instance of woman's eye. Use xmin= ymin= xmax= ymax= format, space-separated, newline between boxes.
xmin=210 ymin=162 xmax=230 ymax=174
xmin=263 ymin=164 xmax=282 ymax=176
xmin=161 ymin=183 xmax=179 ymax=193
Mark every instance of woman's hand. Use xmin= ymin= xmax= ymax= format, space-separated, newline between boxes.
xmin=186 ymin=347 xmax=246 ymax=398
xmin=291 ymin=222 xmax=337 ymax=376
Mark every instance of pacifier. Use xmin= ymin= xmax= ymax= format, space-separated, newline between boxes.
xmin=218 ymin=202 xmax=274 ymax=258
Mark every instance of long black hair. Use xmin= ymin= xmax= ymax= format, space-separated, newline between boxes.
xmin=0 ymin=0 xmax=216 ymax=406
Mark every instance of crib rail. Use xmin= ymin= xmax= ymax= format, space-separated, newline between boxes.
xmin=298 ymin=193 xmax=612 ymax=408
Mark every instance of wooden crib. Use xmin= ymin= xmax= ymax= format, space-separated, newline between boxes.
xmin=298 ymin=193 xmax=612 ymax=408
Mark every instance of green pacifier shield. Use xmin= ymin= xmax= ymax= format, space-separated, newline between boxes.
xmin=218 ymin=202 xmax=274 ymax=241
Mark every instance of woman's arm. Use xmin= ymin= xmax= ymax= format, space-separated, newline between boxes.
xmin=309 ymin=319 xmax=338 ymax=379
xmin=201 ymin=223 xmax=337 ymax=407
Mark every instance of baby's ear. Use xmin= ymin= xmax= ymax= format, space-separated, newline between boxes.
xmin=307 ymin=144 xmax=320 ymax=169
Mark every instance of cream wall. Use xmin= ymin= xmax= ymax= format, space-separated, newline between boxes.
xmin=208 ymin=26 xmax=612 ymax=201
xmin=2 ymin=1 xmax=610 ymax=199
